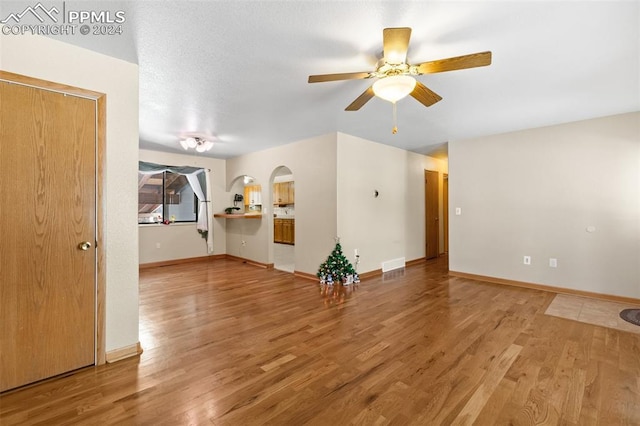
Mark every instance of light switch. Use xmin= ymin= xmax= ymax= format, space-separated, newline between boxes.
xmin=455 ymin=207 xmax=461 ymax=216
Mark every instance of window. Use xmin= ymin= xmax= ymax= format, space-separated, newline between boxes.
xmin=138 ymin=171 xmax=197 ymax=224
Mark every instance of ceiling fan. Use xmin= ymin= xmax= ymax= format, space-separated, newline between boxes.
xmin=308 ymin=27 xmax=491 ymax=131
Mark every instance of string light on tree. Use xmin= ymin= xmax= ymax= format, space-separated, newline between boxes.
xmin=317 ymin=237 xmax=359 ymax=285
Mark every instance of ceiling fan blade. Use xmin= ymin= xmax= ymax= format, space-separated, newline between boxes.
xmin=410 ymin=81 xmax=442 ymax=107
xmin=383 ymin=27 xmax=411 ymax=64
xmin=345 ymin=86 xmax=375 ymax=111
xmin=308 ymin=72 xmax=372 ymax=83
xmin=416 ymin=51 xmax=492 ymax=74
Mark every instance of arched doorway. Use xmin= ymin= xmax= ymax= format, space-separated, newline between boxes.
xmin=271 ymin=166 xmax=295 ymax=272
xmin=223 ymin=175 xmax=262 ymax=259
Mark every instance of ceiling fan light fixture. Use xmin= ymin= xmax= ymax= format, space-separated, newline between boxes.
xmin=179 ymin=139 xmax=189 ymax=150
xmin=372 ymin=75 xmax=416 ymax=103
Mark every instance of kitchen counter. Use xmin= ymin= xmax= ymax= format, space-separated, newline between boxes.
xmin=214 ymin=213 xmax=262 ymax=219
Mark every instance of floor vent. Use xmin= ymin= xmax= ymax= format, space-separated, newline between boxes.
xmin=382 ymin=257 xmax=405 ymax=273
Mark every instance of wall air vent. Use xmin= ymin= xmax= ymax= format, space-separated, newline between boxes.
xmin=382 ymin=257 xmax=405 ymax=273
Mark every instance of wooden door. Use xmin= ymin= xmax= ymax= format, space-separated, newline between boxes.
xmin=0 ymin=80 xmax=97 ymax=391
xmin=424 ymin=170 xmax=439 ymax=260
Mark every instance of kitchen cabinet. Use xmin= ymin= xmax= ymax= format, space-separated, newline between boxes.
xmin=273 ymin=182 xmax=285 ymax=204
xmin=274 ymin=219 xmax=283 ymax=243
xmin=244 ymin=185 xmax=262 ymax=206
xmin=288 ymin=181 xmax=294 ymax=204
xmin=274 ymin=218 xmax=294 ymax=244
xmin=273 ymin=181 xmax=294 ymax=205
xmin=283 ymin=219 xmax=294 ymax=244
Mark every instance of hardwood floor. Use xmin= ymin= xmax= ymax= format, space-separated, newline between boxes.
xmin=1 ymin=257 xmax=639 ymax=425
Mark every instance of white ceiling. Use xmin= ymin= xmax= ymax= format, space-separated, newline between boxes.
xmin=22 ymin=1 xmax=640 ymax=159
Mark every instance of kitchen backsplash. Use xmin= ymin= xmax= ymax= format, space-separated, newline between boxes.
xmin=273 ymin=206 xmax=295 ymax=217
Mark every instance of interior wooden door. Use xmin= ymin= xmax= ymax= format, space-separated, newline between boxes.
xmin=424 ymin=170 xmax=439 ymax=260
xmin=0 ymin=80 xmax=97 ymax=392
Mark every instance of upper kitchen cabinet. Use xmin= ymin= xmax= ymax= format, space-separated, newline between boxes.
xmin=244 ymin=184 xmax=262 ymax=206
xmin=273 ymin=181 xmax=294 ymax=205
xmin=242 ymin=181 xmax=263 ymax=215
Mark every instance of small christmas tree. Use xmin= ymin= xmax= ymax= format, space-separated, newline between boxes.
xmin=317 ymin=238 xmax=357 ymax=284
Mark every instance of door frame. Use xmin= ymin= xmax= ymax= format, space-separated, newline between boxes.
xmin=424 ymin=169 xmax=439 ymax=259
xmin=0 ymin=71 xmax=107 ymax=366
xmin=270 ymin=166 xmax=295 ymax=273
xmin=443 ymin=173 xmax=449 ymax=254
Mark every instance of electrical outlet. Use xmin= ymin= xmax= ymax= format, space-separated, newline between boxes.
xmin=241 ymin=240 xmax=246 ymax=247
xmin=523 ymin=255 xmax=531 ymax=265
xmin=549 ymin=258 xmax=557 ymax=268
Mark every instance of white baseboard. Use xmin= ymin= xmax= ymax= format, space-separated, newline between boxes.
xmin=106 ymin=342 xmax=143 ymax=363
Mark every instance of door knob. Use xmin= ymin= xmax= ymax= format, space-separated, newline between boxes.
xmin=78 ymin=241 xmax=92 ymax=251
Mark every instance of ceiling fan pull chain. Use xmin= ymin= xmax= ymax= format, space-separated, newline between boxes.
xmin=392 ymin=101 xmax=398 ymax=134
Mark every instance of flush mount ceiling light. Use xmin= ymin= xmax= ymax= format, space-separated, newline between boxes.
xmin=372 ymin=75 xmax=416 ymax=103
xmin=179 ymin=137 xmax=214 ymax=153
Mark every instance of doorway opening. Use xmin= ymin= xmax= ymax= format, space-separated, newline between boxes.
xmin=224 ymin=175 xmax=261 ymax=259
xmin=443 ymin=173 xmax=449 ymax=254
xmin=424 ymin=169 xmax=439 ymax=260
xmin=271 ymin=166 xmax=295 ymax=272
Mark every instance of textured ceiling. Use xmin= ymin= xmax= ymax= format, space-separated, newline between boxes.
xmin=11 ymin=1 xmax=639 ymax=159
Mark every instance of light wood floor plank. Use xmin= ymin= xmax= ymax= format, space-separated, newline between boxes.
xmin=1 ymin=256 xmax=639 ymax=424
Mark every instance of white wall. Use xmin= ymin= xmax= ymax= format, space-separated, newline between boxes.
xmin=274 ymin=174 xmax=294 ymax=183
xmin=138 ymin=149 xmax=227 ymax=263
xmin=2 ymin=33 xmax=140 ymax=351
xmin=336 ymin=133 xmax=448 ymax=273
xmin=449 ymin=112 xmax=640 ymax=299
xmin=139 ymin=224 xmax=211 ymax=263
xmin=225 ymin=133 xmax=338 ymax=274
xmin=225 ymin=131 xmax=448 ymax=276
